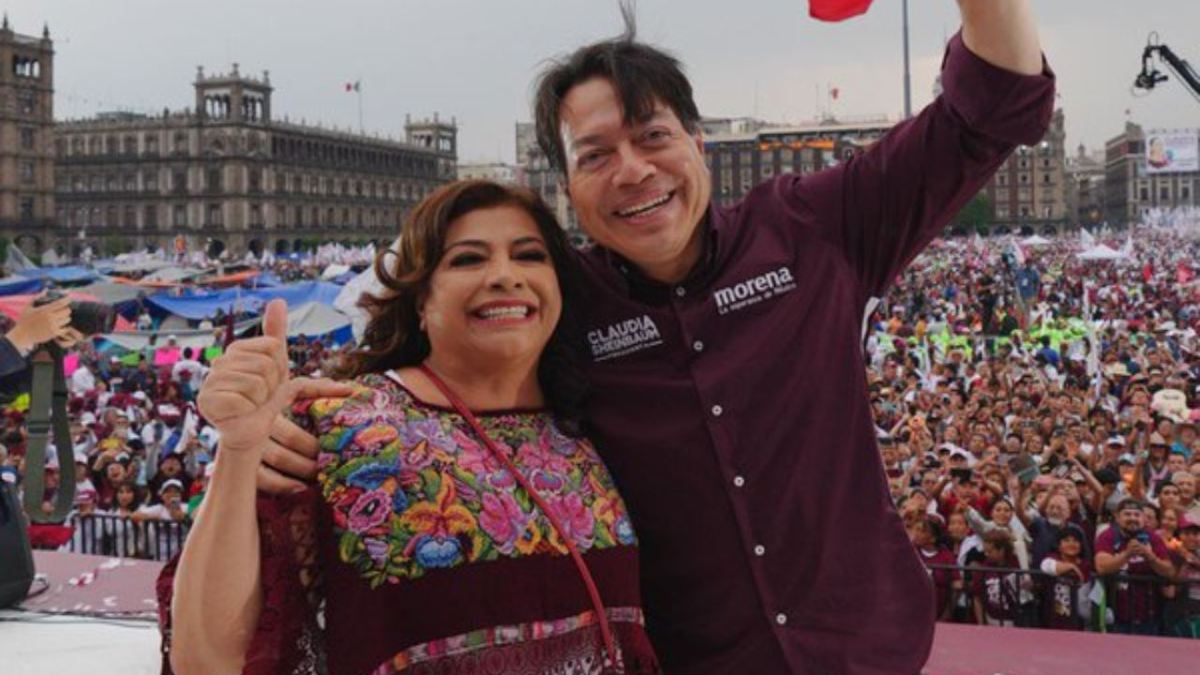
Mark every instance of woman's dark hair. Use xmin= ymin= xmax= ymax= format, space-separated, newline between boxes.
xmin=337 ymin=179 xmax=588 ymax=435
xmin=532 ymin=1 xmax=700 ymax=176
xmin=114 ymin=480 xmax=144 ymax=508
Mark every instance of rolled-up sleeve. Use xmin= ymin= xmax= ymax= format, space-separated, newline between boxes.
xmin=782 ymin=30 xmax=1056 ymax=300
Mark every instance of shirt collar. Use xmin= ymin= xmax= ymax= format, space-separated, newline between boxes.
xmin=603 ymin=204 xmax=725 ymax=303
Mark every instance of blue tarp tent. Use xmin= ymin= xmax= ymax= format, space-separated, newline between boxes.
xmin=144 ymin=282 xmax=343 ymax=321
xmin=0 ymin=276 xmax=44 ymax=296
xmin=247 ymin=281 xmax=343 ymax=308
xmin=24 ymin=266 xmax=100 ymax=284
xmin=144 ymin=288 xmax=266 ymax=320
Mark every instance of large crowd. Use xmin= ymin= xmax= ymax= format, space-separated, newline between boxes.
xmin=3 ymin=221 xmax=1200 ymax=638
xmin=868 ymin=221 xmax=1200 ymax=636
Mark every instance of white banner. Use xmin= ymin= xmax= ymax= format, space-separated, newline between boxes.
xmin=1145 ymin=129 xmax=1199 ymax=174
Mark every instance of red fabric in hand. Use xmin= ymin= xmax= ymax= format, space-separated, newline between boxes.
xmin=810 ymin=0 xmax=874 ymax=21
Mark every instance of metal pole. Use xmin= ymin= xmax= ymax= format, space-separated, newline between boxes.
xmin=902 ymin=0 xmax=913 ymax=118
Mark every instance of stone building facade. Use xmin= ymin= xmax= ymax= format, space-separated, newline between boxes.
xmin=49 ymin=64 xmax=456 ymax=258
xmin=703 ymin=116 xmax=893 ymax=206
xmin=1104 ymin=122 xmax=1199 ymax=226
xmin=0 ymin=19 xmax=55 ymax=255
xmin=982 ymin=108 xmax=1068 ymax=234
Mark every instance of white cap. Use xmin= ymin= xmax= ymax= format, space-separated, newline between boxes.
xmin=159 ymin=478 xmax=184 ymax=494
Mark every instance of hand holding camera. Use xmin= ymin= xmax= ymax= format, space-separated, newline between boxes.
xmin=7 ymin=294 xmax=76 ymax=354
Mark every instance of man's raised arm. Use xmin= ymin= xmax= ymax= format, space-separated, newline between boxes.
xmin=959 ymin=0 xmax=1042 ymax=76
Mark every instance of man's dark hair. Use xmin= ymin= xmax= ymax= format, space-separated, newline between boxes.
xmin=532 ymin=1 xmax=701 ymax=176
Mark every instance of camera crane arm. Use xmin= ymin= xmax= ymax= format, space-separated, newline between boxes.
xmin=1135 ymin=35 xmax=1200 ymax=104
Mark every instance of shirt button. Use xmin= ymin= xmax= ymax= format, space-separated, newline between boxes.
xmin=754 ymin=545 xmax=766 ymax=556
xmin=711 ymin=404 xmax=723 ymax=417
xmin=674 ymin=286 xmax=686 ymax=298
xmin=775 ymin=613 xmax=788 ymax=626
xmin=692 ymin=340 xmax=704 ymax=352
xmin=733 ymin=475 xmax=745 ymax=487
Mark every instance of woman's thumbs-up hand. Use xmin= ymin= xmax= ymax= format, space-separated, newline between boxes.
xmin=198 ymin=299 xmax=349 ymax=456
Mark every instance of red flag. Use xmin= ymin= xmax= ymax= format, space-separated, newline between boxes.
xmin=809 ymin=0 xmax=874 ymax=21
xmin=1142 ymin=262 xmax=1154 ymax=283
xmin=1178 ymin=262 xmax=1194 ymax=285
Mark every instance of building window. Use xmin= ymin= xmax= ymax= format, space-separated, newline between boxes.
xmin=144 ymin=171 xmax=158 ymax=192
xmin=1042 ymin=174 xmax=1051 ymax=184
xmin=206 ymin=168 xmax=222 ymax=192
xmin=20 ymin=127 xmax=35 ymax=149
xmin=1160 ymin=185 xmax=1171 ymax=201
xmin=125 ymin=174 xmax=137 ymax=192
xmin=124 ymin=205 xmax=136 ymax=227
xmin=1139 ymin=187 xmax=1149 ymax=201
xmin=145 ymin=205 xmax=158 ymax=228
xmin=145 ymin=135 xmax=159 ymax=155
xmin=998 ymin=174 xmax=1009 ymax=187
xmin=106 ymin=205 xmax=117 ymax=227
xmin=207 ymin=203 xmax=222 ymax=226
xmin=249 ymin=168 xmax=262 ymax=193
xmin=1019 ymin=173 xmax=1030 ymax=184
xmin=173 ymin=171 xmax=187 ymax=194
xmin=173 ymin=205 xmax=187 ymax=226
xmin=106 ymin=136 xmax=118 ymax=154
xmin=19 ymin=197 xmax=35 ymax=220
xmin=173 ymin=133 xmax=188 ymax=154
xmin=18 ymin=162 xmax=34 ymax=184
xmin=18 ymin=93 xmax=35 ymax=114
xmin=123 ymin=136 xmax=138 ymax=155
xmin=250 ymin=204 xmax=263 ymax=226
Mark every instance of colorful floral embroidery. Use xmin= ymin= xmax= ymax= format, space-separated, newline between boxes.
xmin=372 ymin=607 xmax=646 ymax=675
xmin=298 ymin=373 xmax=636 ymax=588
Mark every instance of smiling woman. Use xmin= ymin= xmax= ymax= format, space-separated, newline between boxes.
xmin=162 ymin=180 xmax=660 ymax=675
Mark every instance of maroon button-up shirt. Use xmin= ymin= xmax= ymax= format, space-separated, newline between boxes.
xmin=576 ymin=34 xmax=1055 ymax=674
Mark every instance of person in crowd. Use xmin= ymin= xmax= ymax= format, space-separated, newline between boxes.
xmin=166 ymin=181 xmax=660 ymax=674
xmin=1094 ymin=498 xmax=1176 ymax=635
xmin=909 ymin=515 xmax=957 ymax=621
xmin=972 ymin=529 xmax=1022 ymax=627
xmin=1038 ymin=525 xmax=1092 ymax=630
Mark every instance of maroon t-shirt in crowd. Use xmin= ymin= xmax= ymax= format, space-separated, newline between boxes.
xmin=1039 ymin=555 xmax=1091 ymax=630
xmin=576 ymin=33 xmax=1055 ymax=675
xmin=1093 ymin=527 xmax=1171 ymax=624
xmin=918 ymin=546 xmax=959 ymax=620
xmin=971 ymin=565 xmax=1021 ymax=624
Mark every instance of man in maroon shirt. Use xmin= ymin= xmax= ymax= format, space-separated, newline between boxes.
xmin=1094 ymin=498 xmax=1175 ymax=635
xmin=263 ymin=2 xmax=1054 ymax=672
xmin=524 ymin=2 xmax=1052 ymax=672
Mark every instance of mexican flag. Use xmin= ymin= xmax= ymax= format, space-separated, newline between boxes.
xmin=810 ymin=0 xmax=874 ymax=21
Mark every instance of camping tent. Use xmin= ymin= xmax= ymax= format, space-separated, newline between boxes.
xmin=1020 ymin=234 xmax=1052 ymax=247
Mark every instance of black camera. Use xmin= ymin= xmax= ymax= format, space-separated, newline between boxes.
xmin=33 ymin=291 xmax=115 ymax=336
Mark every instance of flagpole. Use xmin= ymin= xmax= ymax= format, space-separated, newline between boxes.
xmin=902 ymin=0 xmax=912 ymax=118
xmin=357 ymin=80 xmax=364 ymax=134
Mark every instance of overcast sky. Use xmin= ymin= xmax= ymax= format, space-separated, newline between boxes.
xmin=8 ymin=1 xmax=1200 ymax=163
